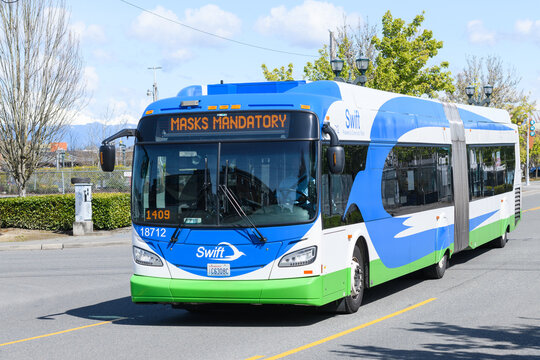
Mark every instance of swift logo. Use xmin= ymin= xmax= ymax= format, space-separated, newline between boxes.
xmin=345 ymin=109 xmax=361 ymax=129
xmin=196 ymin=242 xmax=246 ymax=261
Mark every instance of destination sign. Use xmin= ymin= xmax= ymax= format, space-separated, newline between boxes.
xmin=142 ymin=111 xmax=317 ymax=142
xmin=162 ymin=112 xmax=289 ymax=134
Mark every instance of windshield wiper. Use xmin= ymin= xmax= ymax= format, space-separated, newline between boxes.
xmin=168 ymin=158 xmax=211 ymax=250
xmin=219 ymin=184 xmax=266 ymax=243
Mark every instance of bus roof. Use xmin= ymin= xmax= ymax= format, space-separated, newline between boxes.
xmin=142 ymin=80 xmax=511 ymax=127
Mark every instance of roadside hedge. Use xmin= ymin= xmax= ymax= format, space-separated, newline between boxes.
xmin=0 ymin=193 xmax=130 ymax=231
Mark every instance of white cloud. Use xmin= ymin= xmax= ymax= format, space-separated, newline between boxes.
xmin=70 ymin=21 xmax=106 ymax=43
xmin=515 ymin=19 xmax=534 ymax=35
xmin=69 ymin=111 xmax=95 ymax=126
xmin=69 ymin=112 xmax=138 ymax=126
xmin=467 ymin=20 xmax=496 ymax=45
xmin=131 ymin=5 xmax=241 ymax=48
xmin=83 ymin=66 xmax=99 ymax=92
xmin=107 ymin=99 xmax=128 ymax=114
xmin=514 ymin=19 xmax=540 ymax=42
xmin=255 ymin=0 xmax=361 ymax=48
xmin=170 ymin=49 xmax=193 ymax=61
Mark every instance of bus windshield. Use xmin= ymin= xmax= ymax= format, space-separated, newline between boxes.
xmin=132 ymin=141 xmax=317 ymax=227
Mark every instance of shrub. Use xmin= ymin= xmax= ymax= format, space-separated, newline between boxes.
xmin=0 ymin=193 xmax=130 ymax=231
xmin=92 ymin=193 xmax=131 ymax=230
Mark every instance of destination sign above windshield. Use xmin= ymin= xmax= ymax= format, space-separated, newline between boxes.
xmin=139 ymin=111 xmax=318 ymax=142
xmin=165 ymin=113 xmax=289 ymax=134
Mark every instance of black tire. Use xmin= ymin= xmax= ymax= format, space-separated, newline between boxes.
xmin=424 ymin=252 xmax=448 ymax=279
xmin=493 ymin=230 xmax=508 ymax=248
xmin=70 ymin=177 xmax=91 ymax=184
xmin=330 ymin=245 xmax=365 ymax=314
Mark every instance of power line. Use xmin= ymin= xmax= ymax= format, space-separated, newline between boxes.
xmin=119 ymin=0 xmax=317 ymax=58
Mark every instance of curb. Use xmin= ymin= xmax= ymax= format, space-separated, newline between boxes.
xmin=0 ymin=240 xmax=130 ymax=252
xmin=63 ymin=240 xmax=130 ymax=249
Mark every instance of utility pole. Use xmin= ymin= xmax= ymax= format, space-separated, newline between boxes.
xmin=329 ymin=31 xmax=335 ymax=61
xmin=526 ymin=120 xmax=529 ymax=186
xmin=147 ymin=66 xmax=162 ymax=102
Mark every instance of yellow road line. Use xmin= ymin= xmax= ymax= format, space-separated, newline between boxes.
xmin=244 ymin=356 xmax=265 ymax=360
xmin=0 ymin=318 xmax=125 ymax=347
xmin=261 ymin=298 xmax=436 ymax=360
xmin=523 ymin=206 xmax=540 ymax=213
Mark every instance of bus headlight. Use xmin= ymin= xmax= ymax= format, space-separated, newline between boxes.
xmin=278 ymin=246 xmax=317 ymax=267
xmin=133 ymin=246 xmax=163 ymax=267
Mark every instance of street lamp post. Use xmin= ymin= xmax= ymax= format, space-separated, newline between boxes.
xmin=119 ymin=142 xmax=126 ymax=166
xmin=331 ymin=59 xmax=345 ymax=82
xmin=353 ymin=56 xmax=370 ymax=86
xmin=331 ymin=56 xmax=370 ymax=86
xmin=466 ymin=84 xmax=493 ymax=106
xmin=58 ymin=149 xmax=65 ymax=194
xmin=147 ymin=66 xmax=162 ymax=101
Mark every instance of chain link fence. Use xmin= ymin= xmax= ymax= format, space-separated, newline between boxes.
xmin=0 ymin=169 xmax=131 ymax=196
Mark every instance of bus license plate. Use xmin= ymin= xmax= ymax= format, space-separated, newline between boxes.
xmin=207 ymin=264 xmax=230 ymax=277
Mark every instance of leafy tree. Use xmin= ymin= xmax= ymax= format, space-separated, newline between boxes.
xmin=369 ymin=11 xmax=454 ymax=97
xmin=264 ymin=11 xmax=454 ymax=98
xmin=0 ymin=0 xmax=86 ymax=196
xmin=261 ymin=63 xmax=294 ymax=81
xmin=521 ymin=134 xmax=540 ymax=176
xmin=303 ymin=45 xmax=335 ymax=81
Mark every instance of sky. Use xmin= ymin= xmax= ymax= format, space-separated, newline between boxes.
xmin=66 ymin=0 xmax=540 ymax=127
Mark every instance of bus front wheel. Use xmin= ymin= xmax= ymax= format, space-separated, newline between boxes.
xmin=331 ymin=245 xmax=364 ymax=314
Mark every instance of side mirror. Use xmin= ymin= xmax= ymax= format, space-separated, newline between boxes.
xmin=99 ymin=144 xmax=115 ymax=172
xmin=327 ymin=145 xmax=345 ymax=174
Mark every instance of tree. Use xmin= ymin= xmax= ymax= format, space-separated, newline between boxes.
xmin=303 ymin=45 xmax=336 ymax=81
xmin=304 ymin=20 xmax=377 ymax=82
xmin=446 ymin=55 xmax=535 ymax=119
xmin=446 ymin=55 xmax=537 ymax=165
xmin=264 ymin=12 xmax=454 ymax=98
xmin=369 ymin=11 xmax=454 ymax=97
xmin=0 ymin=0 xmax=85 ymax=196
xmin=261 ymin=63 xmax=294 ymax=81
xmin=86 ymin=105 xmax=130 ymax=167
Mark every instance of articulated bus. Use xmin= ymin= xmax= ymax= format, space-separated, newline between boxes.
xmin=100 ymin=80 xmax=521 ymax=313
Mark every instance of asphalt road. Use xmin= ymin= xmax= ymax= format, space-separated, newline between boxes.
xmin=1 ymin=191 xmax=539 ymax=360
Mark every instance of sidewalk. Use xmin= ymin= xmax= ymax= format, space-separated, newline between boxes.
xmin=0 ymin=227 xmax=131 ymax=252
xmin=522 ymin=180 xmax=540 ymax=193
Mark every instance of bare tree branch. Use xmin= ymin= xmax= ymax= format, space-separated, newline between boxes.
xmin=445 ymin=55 xmax=522 ymax=107
xmin=0 ymin=0 xmax=85 ymax=196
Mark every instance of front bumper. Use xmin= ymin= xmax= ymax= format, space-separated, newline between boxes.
xmin=131 ymin=271 xmax=348 ymax=307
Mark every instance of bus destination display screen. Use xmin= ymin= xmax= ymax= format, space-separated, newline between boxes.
xmin=155 ymin=112 xmax=290 ymax=139
xmin=138 ymin=111 xmax=319 ymax=142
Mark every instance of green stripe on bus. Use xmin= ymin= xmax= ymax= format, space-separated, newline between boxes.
xmin=131 ymin=269 xmax=350 ymax=307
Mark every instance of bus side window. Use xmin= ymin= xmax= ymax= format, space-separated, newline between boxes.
xmin=322 ymin=144 xmax=367 ymax=229
xmin=467 ymin=144 xmax=515 ymax=199
xmin=382 ymin=145 xmax=453 ymax=216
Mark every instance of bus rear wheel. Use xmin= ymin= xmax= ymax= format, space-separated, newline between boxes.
xmin=424 ymin=252 xmax=448 ymax=279
xmin=493 ymin=230 xmax=508 ymax=248
xmin=331 ymin=245 xmax=364 ymax=314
